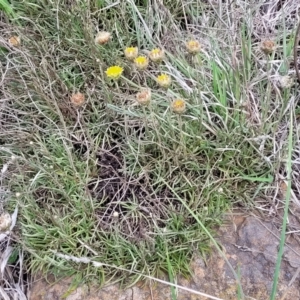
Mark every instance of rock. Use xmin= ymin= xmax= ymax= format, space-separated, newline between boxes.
xmin=29 ymin=213 xmax=300 ymax=300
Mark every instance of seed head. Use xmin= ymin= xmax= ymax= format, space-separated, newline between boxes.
xmin=156 ymin=74 xmax=171 ymax=89
xmin=113 ymin=211 xmax=119 ymax=218
xmin=8 ymin=36 xmax=21 ymax=47
xmin=95 ymin=31 xmax=111 ymax=45
xmin=186 ymin=40 xmax=201 ymax=54
xmin=70 ymin=92 xmax=85 ymax=107
xmin=105 ymin=65 xmax=123 ymax=80
xmin=0 ymin=212 xmax=12 ymax=233
xmin=134 ymin=56 xmax=149 ymax=70
xmin=279 ymin=75 xmax=294 ymax=89
xmin=171 ymin=99 xmax=186 ymax=114
xmin=136 ymin=89 xmax=151 ymax=106
xmin=260 ymin=40 xmax=276 ymax=55
xmin=149 ymin=48 xmax=165 ymax=63
xmin=124 ymin=47 xmax=138 ymax=60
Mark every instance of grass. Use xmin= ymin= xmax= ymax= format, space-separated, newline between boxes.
xmin=0 ymin=0 xmax=300 ymax=299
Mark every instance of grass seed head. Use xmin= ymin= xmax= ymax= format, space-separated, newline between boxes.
xmin=8 ymin=36 xmax=21 ymax=47
xmin=186 ymin=40 xmax=201 ymax=54
xmin=149 ymin=48 xmax=165 ymax=63
xmin=156 ymin=73 xmax=171 ymax=88
xmin=105 ymin=65 xmax=123 ymax=80
xmin=136 ymin=88 xmax=151 ymax=106
xmin=70 ymin=92 xmax=85 ymax=107
xmin=124 ymin=47 xmax=138 ymax=60
xmin=260 ymin=39 xmax=276 ymax=55
xmin=0 ymin=212 xmax=12 ymax=232
xmin=171 ymin=99 xmax=186 ymax=114
xmin=95 ymin=31 xmax=111 ymax=45
xmin=134 ymin=56 xmax=149 ymax=70
xmin=279 ymin=75 xmax=294 ymax=89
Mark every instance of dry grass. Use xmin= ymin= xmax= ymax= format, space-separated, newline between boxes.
xmin=0 ymin=0 xmax=300 ymax=299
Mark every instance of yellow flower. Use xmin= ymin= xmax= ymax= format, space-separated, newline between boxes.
xmin=260 ymin=40 xmax=276 ymax=55
xmin=95 ymin=31 xmax=111 ymax=45
xmin=186 ymin=40 xmax=201 ymax=54
xmin=8 ymin=36 xmax=21 ymax=47
xmin=105 ymin=65 xmax=123 ymax=80
xmin=156 ymin=74 xmax=171 ymax=88
xmin=124 ymin=47 xmax=138 ymax=60
xmin=136 ymin=89 xmax=151 ymax=106
xmin=171 ymin=99 xmax=186 ymax=114
xmin=70 ymin=92 xmax=85 ymax=107
xmin=149 ymin=48 xmax=165 ymax=63
xmin=134 ymin=56 xmax=149 ymax=70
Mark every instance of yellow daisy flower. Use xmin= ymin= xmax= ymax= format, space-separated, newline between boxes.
xmin=136 ymin=89 xmax=151 ymax=106
xmin=186 ymin=40 xmax=201 ymax=54
xmin=105 ymin=65 xmax=123 ymax=80
xmin=149 ymin=48 xmax=165 ymax=63
xmin=134 ymin=56 xmax=149 ymax=70
xmin=171 ymin=99 xmax=186 ymax=114
xmin=124 ymin=47 xmax=138 ymax=60
xmin=156 ymin=73 xmax=171 ymax=88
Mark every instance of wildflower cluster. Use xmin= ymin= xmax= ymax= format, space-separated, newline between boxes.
xmin=120 ymin=42 xmax=197 ymax=112
xmin=72 ymin=31 xmax=200 ymax=114
xmin=124 ymin=46 xmax=165 ymax=71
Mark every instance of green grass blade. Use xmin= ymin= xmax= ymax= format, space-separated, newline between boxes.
xmin=270 ymin=108 xmax=293 ymax=300
xmin=0 ymin=0 xmax=16 ymax=18
xmin=161 ymin=179 xmax=245 ymax=299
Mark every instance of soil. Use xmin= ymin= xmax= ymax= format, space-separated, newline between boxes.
xmin=28 ymin=210 xmax=300 ymax=300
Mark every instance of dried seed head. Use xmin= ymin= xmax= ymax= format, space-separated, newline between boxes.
xmin=260 ymin=40 xmax=276 ymax=55
xmin=70 ymin=92 xmax=85 ymax=107
xmin=95 ymin=31 xmax=111 ymax=45
xmin=0 ymin=212 xmax=12 ymax=233
xmin=136 ymin=89 xmax=151 ymax=106
xmin=8 ymin=36 xmax=21 ymax=47
xmin=124 ymin=47 xmax=138 ymax=60
xmin=171 ymin=99 xmax=186 ymax=114
xmin=186 ymin=40 xmax=201 ymax=54
xmin=279 ymin=75 xmax=294 ymax=89
xmin=149 ymin=48 xmax=165 ymax=63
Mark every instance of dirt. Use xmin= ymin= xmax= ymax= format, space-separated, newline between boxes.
xmin=28 ymin=211 xmax=300 ymax=300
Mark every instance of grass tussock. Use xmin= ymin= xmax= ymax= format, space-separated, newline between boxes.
xmin=0 ymin=0 xmax=300 ymax=293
